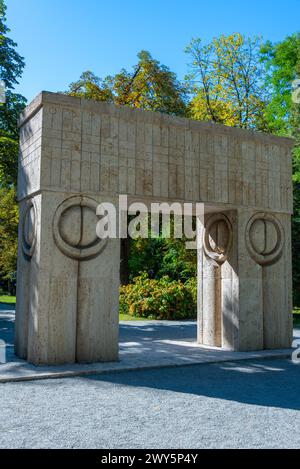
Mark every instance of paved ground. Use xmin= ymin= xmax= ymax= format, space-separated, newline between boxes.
xmin=0 ymin=305 xmax=295 ymax=381
xmin=1 ymin=303 xmax=300 ymax=448
xmin=0 ymin=358 xmax=300 ymax=449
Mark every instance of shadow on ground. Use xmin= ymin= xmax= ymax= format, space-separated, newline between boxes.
xmin=85 ymin=358 xmax=300 ymax=411
xmin=1 ymin=303 xmax=299 ymax=410
xmin=120 ymin=320 xmax=197 ymax=341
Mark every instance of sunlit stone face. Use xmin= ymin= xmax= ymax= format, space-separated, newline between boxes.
xmin=249 ymin=219 xmax=278 ymax=255
xmin=59 ymin=205 xmax=99 ymax=249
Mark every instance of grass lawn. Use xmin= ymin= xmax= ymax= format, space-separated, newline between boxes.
xmin=1 ymin=295 xmax=300 ymax=325
xmin=0 ymin=296 xmax=146 ymax=321
xmin=119 ymin=313 xmax=147 ymax=321
xmin=0 ymin=295 xmax=16 ymax=304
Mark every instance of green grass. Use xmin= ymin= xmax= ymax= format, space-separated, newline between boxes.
xmin=0 ymin=295 xmax=16 ymax=304
xmin=0 ymin=295 xmax=299 ymax=324
xmin=0 ymin=297 xmax=146 ymax=321
xmin=119 ymin=313 xmax=147 ymax=321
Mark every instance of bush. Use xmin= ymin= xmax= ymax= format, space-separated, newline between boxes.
xmin=119 ymin=273 xmax=196 ymax=320
xmin=185 ymin=277 xmax=197 ymax=305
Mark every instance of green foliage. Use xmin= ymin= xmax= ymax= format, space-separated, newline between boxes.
xmin=0 ymin=0 xmax=25 ymax=90
xmin=112 ymin=50 xmax=187 ymax=116
xmin=0 ymin=186 xmax=18 ymax=279
xmin=0 ymin=0 xmax=26 ymax=188
xmin=119 ymin=273 xmax=196 ymax=320
xmin=0 ymin=1 xmax=26 ymax=288
xmin=188 ymin=89 xmax=238 ymax=126
xmin=128 ymin=217 xmax=196 ymax=283
xmin=0 ymin=91 xmax=26 ymax=138
xmin=260 ymin=34 xmax=300 ymax=135
xmin=128 ymin=236 xmax=166 ymax=281
xmin=157 ymin=239 xmax=196 ymax=282
xmin=119 ymin=312 xmax=146 ymax=321
xmin=0 ymin=131 xmax=18 ymax=186
xmin=0 ymin=0 xmax=26 ymax=142
xmin=68 ymin=50 xmax=187 ymax=116
xmin=184 ymin=277 xmax=197 ymax=305
xmin=261 ymin=33 xmax=300 ymax=306
xmin=68 ymin=70 xmax=114 ymax=103
xmin=186 ymin=33 xmax=267 ymax=129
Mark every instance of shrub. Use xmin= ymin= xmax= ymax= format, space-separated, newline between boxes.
xmin=119 ymin=273 xmax=196 ymax=320
xmin=185 ymin=277 xmax=197 ymax=305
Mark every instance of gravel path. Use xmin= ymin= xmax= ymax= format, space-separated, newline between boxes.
xmin=1 ymin=358 xmax=300 ymax=449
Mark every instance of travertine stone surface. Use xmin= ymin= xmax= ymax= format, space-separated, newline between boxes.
xmin=16 ymin=92 xmax=293 ymax=365
xmin=18 ymin=92 xmax=293 ymax=212
xmin=198 ymin=210 xmax=292 ymax=351
xmin=16 ymin=191 xmax=119 ymax=365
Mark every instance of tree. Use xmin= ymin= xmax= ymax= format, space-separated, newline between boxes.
xmin=0 ymin=0 xmax=26 ymax=286
xmin=0 ymin=0 xmax=26 ymax=142
xmin=261 ymin=33 xmax=300 ymax=306
xmin=68 ymin=70 xmax=114 ymax=103
xmin=111 ymin=50 xmax=187 ymax=116
xmin=0 ymin=131 xmax=18 ymax=186
xmin=0 ymin=91 xmax=26 ymax=139
xmin=0 ymin=97 xmax=26 ymax=190
xmin=0 ymin=185 xmax=18 ymax=280
xmin=260 ymin=33 xmax=300 ymax=136
xmin=0 ymin=0 xmax=24 ymax=89
xmin=185 ymin=33 xmax=267 ymax=129
xmin=0 ymin=0 xmax=26 ymax=188
xmin=128 ymin=221 xmax=197 ymax=283
xmin=68 ymin=50 xmax=187 ymax=117
xmin=188 ymin=89 xmax=238 ymax=126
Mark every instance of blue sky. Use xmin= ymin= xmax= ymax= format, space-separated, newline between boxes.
xmin=6 ymin=0 xmax=300 ymax=102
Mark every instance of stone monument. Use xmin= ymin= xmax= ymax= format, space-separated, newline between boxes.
xmin=15 ymin=92 xmax=293 ymax=364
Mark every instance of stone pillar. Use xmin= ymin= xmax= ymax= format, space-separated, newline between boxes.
xmin=15 ymin=192 xmax=120 ymax=365
xmin=242 ymin=210 xmax=293 ymax=350
xmin=15 ymin=199 xmax=36 ymax=359
xmin=197 ymin=214 xmax=232 ymax=347
xmin=197 ymin=209 xmax=292 ymax=351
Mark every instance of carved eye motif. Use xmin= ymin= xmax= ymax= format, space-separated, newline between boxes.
xmin=204 ymin=214 xmax=232 ymax=264
xmin=22 ymin=200 xmax=37 ymax=258
xmin=53 ymin=196 xmax=107 ymax=260
xmin=245 ymin=213 xmax=284 ymax=266
xmin=59 ymin=205 xmax=99 ymax=249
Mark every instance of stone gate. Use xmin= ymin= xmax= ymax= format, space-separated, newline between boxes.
xmin=15 ymin=92 xmax=293 ymax=365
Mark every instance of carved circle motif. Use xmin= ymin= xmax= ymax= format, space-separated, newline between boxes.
xmin=203 ymin=214 xmax=233 ymax=264
xmin=53 ymin=196 xmax=107 ymax=260
xmin=245 ymin=213 xmax=284 ymax=266
xmin=22 ymin=199 xmax=37 ymax=258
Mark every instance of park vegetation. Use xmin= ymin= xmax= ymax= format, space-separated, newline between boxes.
xmin=0 ymin=0 xmax=299 ymax=314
